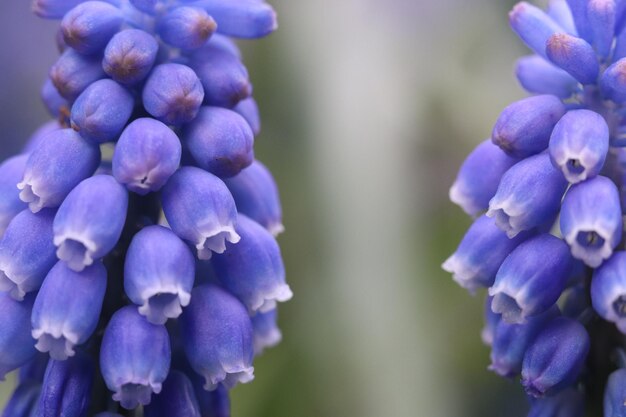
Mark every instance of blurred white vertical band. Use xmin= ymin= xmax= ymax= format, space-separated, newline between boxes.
xmin=280 ymin=1 xmax=458 ymax=416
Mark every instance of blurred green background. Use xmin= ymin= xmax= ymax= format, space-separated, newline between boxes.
xmin=0 ymin=0 xmax=552 ymax=416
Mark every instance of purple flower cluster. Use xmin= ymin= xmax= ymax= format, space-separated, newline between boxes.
xmin=0 ymin=0 xmax=290 ymax=415
xmin=443 ymin=1 xmax=626 ymax=415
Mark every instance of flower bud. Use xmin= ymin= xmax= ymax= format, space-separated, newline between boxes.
xmin=528 ymin=387 xmax=584 ymax=417
xmin=33 ymin=0 xmax=84 ymax=19
xmin=161 ymin=167 xmax=240 ymax=260
xmin=591 ymin=252 xmax=626 ymax=332
xmin=546 ymin=33 xmax=599 ymax=84
xmin=144 ymin=371 xmax=201 ymax=417
xmin=180 ymin=284 xmax=254 ymax=390
xmin=41 ymin=78 xmax=69 ymax=121
xmin=252 ymin=309 xmax=282 ymax=355
xmin=0 ymin=293 xmax=37 ymax=378
xmin=103 ymin=29 xmax=159 ymax=86
xmin=37 ymin=354 xmax=94 ymax=417
xmin=560 ymin=176 xmax=622 ymax=267
xmin=183 ymin=107 xmax=254 ymax=178
xmin=565 ymin=0 xmax=593 ymax=41
xmin=157 ymin=7 xmax=217 ymax=50
xmin=489 ymin=234 xmax=572 ymax=324
xmin=18 ymin=129 xmax=101 ymax=213
xmin=489 ymin=306 xmax=559 ymax=377
xmin=193 ymin=0 xmax=277 ymax=39
xmin=0 ymin=155 xmax=28 ymax=236
xmin=515 ymin=55 xmax=578 ymax=99
xmin=491 ymin=95 xmax=566 ymax=158
xmin=70 ymin=79 xmax=134 ymax=144
xmin=234 ymin=97 xmax=261 ymax=135
xmin=224 ymin=160 xmax=284 ymax=236
xmin=49 ymin=49 xmax=105 ymax=102
xmin=0 ymin=210 xmax=57 ymax=300
xmin=487 ymin=153 xmax=568 ymax=238
xmin=588 ymin=0 xmax=616 ymax=58
xmin=3 ymin=381 xmax=40 ymax=417
xmin=604 ymin=368 xmax=626 ymax=417
xmin=443 ymin=215 xmax=530 ymax=293
xmin=190 ymin=43 xmax=251 ymax=108
xmin=112 ymin=118 xmax=181 ymax=195
xmin=509 ymin=2 xmax=565 ymax=59
xmin=212 ymin=215 xmax=292 ymax=313
xmin=549 ymin=110 xmax=609 ymax=183
xmin=600 ymin=58 xmax=626 ymax=103
xmin=521 ymin=317 xmax=589 ymax=397
xmin=449 ymin=139 xmax=520 ymax=216
xmin=125 ymin=226 xmax=195 ymax=324
xmin=32 ymin=261 xmax=107 ymax=360
xmin=61 ymin=1 xmax=123 ymax=55
xmin=547 ymin=0 xmax=577 ymax=34
xmin=53 ymin=175 xmax=128 ymax=272
xmin=142 ymin=63 xmax=204 ymax=126
xmin=100 ymin=306 xmax=171 ymax=409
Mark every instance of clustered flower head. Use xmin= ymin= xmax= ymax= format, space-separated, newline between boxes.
xmin=0 ymin=0 xmax=291 ymax=415
xmin=443 ymin=0 xmax=626 ymax=415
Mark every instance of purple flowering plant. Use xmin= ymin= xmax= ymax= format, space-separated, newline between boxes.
xmin=0 ymin=0 xmax=291 ymax=415
xmin=443 ymin=0 xmax=626 ymax=415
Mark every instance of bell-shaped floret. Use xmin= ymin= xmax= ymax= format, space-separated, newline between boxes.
xmin=521 ymin=317 xmax=589 ymax=397
xmin=0 ymin=209 xmax=57 ymax=300
xmin=124 ymin=226 xmax=195 ymax=324
xmin=489 ymin=234 xmax=572 ymax=324
xmin=18 ymin=128 xmax=101 ymax=213
xmin=0 ymin=155 xmax=28 ymax=236
xmin=100 ymin=306 xmax=171 ymax=409
xmin=224 ymin=160 xmax=284 ymax=236
xmin=591 ymin=252 xmax=626 ymax=333
xmin=32 ymin=261 xmax=107 ymax=360
xmin=487 ymin=153 xmax=568 ymax=238
xmin=488 ymin=307 xmax=559 ymax=377
xmin=560 ymin=176 xmax=622 ymax=267
xmin=180 ymin=284 xmax=254 ymax=390
xmin=443 ymin=215 xmax=531 ymax=293
xmin=251 ymin=309 xmax=282 ymax=355
xmin=0 ymin=293 xmax=37 ymax=379
xmin=161 ymin=167 xmax=240 ymax=260
xmin=212 ymin=215 xmax=292 ymax=313
xmin=53 ymin=175 xmax=128 ymax=272
xmin=549 ymin=109 xmax=609 ymax=183
xmin=449 ymin=139 xmax=520 ymax=216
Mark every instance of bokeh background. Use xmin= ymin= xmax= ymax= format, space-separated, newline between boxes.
xmin=0 ymin=0 xmax=547 ymax=416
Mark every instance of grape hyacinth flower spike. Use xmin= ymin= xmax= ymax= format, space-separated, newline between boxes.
xmin=0 ymin=0 xmax=291 ymax=415
xmin=442 ymin=1 xmax=626 ymax=414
